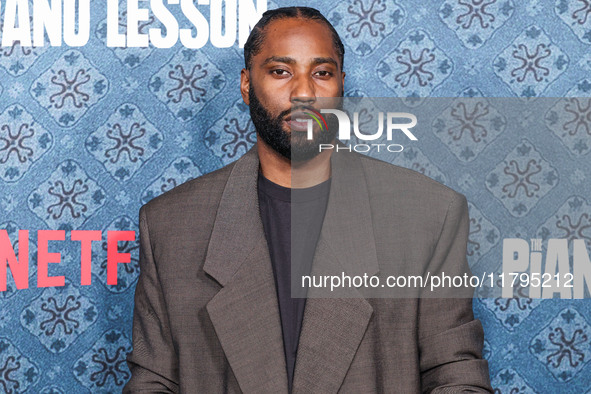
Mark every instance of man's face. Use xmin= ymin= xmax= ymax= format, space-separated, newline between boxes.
xmin=241 ymin=18 xmax=345 ymax=162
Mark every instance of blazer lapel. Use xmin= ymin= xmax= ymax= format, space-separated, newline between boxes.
xmin=291 ymin=145 xmax=380 ymax=393
xmin=204 ymin=142 xmax=380 ymax=393
xmin=204 ymin=145 xmax=289 ymax=393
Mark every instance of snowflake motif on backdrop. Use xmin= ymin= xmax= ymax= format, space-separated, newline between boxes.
xmin=95 ymin=0 xmax=159 ymax=68
xmin=485 ymin=139 xmax=558 ymax=217
xmin=73 ymin=329 xmax=131 ymax=392
xmin=439 ymin=0 xmax=515 ymax=49
xmin=555 ymin=0 xmax=591 ymax=45
xmin=545 ymin=97 xmax=591 ymax=156
xmin=491 ymin=368 xmax=535 ymax=393
xmin=537 ymin=196 xmax=591 ymax=251
xmin=0 ymin=337 xmax=39 ymax=392
xmin=204 ymin=99 xmax=257 ymax=166
xmin=140 ymin=157 xmax=202 ymax=204
xmin=479 ymin=277 xmax=542 ymax=330
xmin=432 ymin=98 xmax=506 ymax=162
xmin=0 ymin=221 xmax=38 ymax=300
xmin=149 ymin=49 xmax=225 ymax=122
xmin=29 ymin=50 xmax=109 ymax=127
xmin=0 ymin=3 xmax=48 ymax=76
xmin=27 ymin=160 xmax=106 ymax=231
xmin=0 ymin=104 xmax=53 ymax=183
xmin=466 ymin=202 xmax=500 ymax=264
xmin=330 ymin=0 xmax=405 ymax=56
xmin=530 ymin=308 xmax=591 ymax=382
xmin=20 ymin=281 xmax=98 ymax=354
xmin=493 ymin=25 xmax=568 ymax=97
xmin=95 ymin=216 xmax=139 ymax=293
xmin=86 ymin=103 xmax=164 ymax=182
xmin=377 ymin=29 xmax=453 ymax=102
xmin=367 ymin=146 xmax=447 ymax=185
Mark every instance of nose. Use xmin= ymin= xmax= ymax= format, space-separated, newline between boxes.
xmin=290 ymin=74 xmax=316 ymax=106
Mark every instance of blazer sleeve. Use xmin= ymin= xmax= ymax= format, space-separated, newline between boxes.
xmin=123 ymin=205 xmax=180 ymax=393
xmin=418 ymin=193 xmax=494 ymax=393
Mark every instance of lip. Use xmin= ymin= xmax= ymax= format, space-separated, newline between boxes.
xmin=284 ymin=118 xmax=310 ymax=132
xmin=285 ymin=110 xmax=317 ymax=121
xmin=284 ymin=109 xmax=319 ymax=132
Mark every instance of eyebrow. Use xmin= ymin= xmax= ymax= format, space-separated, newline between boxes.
xmin=261 ymin=56 xmax=338 ymax=68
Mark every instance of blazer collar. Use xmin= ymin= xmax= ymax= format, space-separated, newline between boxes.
xmin=204 ymin=142 xmax=379 ymax=393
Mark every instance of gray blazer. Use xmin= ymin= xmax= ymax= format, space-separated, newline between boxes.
xmin=124 ymin=143 xmax=493 ymax=393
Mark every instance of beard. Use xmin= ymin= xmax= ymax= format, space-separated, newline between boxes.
xmin=248 ymin=86 xmax=339 ymax=162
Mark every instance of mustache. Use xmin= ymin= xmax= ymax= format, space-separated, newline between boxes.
xmin=280 ymin=96 xmax=345 ymax=120
xmin=280 ymin=105 xmax=320 ymax=120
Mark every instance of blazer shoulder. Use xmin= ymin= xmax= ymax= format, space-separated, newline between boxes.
xmin=141 ymin=160 xmax=236 ymax=218
xmin=357 ymin=152 xmax=464 ymax=205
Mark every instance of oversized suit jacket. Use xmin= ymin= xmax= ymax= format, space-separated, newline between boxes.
xmin=123 ymin=142 xmax=493 ymax=393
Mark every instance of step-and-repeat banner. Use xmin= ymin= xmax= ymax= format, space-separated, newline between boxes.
xmin=1 ymin=0 xmax=591 ymax=392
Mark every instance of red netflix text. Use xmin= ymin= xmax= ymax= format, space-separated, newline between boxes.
xmin=0 ymin=229 xmax=136 ymax=291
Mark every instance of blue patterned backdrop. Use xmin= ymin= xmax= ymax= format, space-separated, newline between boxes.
xmin=1 ymin=0 xmax=591 ymax=392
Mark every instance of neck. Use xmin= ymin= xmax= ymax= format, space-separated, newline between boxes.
xmin=257 ymin=139 xmax=333 ymax=188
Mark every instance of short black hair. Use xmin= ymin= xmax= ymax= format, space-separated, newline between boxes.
xmin=243 ymin=6 xmax=345 ymax=71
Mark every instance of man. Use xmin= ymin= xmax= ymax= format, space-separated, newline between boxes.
xmin=124 ymin=6 xmax=493 ymax=393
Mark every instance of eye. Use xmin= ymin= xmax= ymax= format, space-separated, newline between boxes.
xmin=314 ymin=70 xmax=333 ymax=78
xmin=271 ymin=69 xmax=291 ymax=77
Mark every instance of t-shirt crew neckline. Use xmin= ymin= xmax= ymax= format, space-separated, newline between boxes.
xmin=257 ymin=171 xmax=332 ymax=203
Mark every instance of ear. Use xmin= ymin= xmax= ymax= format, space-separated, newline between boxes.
xmin=341 ymin=71 xmax=346 ymax=88
xmin=240 ymin=68 xmax=250 ymax=105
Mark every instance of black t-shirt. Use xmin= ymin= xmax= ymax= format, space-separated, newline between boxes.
xmin=257 ymin=170 xmax=331 ymax=393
